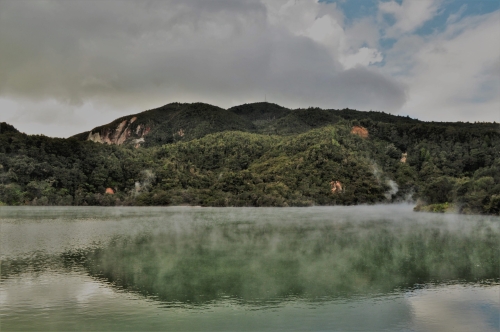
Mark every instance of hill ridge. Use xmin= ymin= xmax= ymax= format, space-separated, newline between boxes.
xmin=72 ymin=101 xmax=498 ymax=149
xmin=1 ymin=102 xmax=498 ymax=214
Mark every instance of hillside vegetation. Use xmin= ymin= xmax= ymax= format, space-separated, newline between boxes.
xmin=1 ymin=102 xmax=499 ymax=214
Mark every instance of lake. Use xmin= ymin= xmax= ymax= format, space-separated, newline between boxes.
xmin=1 ymin=205 xmax=499 ymax=331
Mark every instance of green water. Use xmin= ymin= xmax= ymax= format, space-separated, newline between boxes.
xmin=1 ymin=206 xmax=499 ymax=331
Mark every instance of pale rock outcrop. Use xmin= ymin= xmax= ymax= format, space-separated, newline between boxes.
xmin=133 ymin=138 xmax=145 ymax=144
xmin=134 ymin=137 xmax=145 ymax=148
xmin=87 ymin=117 xmax=148 ymax=146
xmin=115 ymin=120 xmax=127 ymax=136
xmin=88 ymin=131 xmax=103 ymax=143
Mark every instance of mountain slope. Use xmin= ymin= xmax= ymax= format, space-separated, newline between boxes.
xmin=72 ymin=102 xmax=255 ymax=147
xmin=1 ymin=101 xmax=499 ymax=214
xmin=228 ymin=102 xmax=289 ymax=122
xmin=71 ymin=102 xmax=431 ymax=147
xmin=0 ymin=122 xmax=19 ymax=135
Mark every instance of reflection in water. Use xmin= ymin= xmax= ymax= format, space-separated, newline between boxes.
xmin=83 ymin=216 xmax=499 ymax=304
xmin=409 ymin=284 xmax=500 ymax=332
xmin=1 ymin=206 xmax=499 ymax=331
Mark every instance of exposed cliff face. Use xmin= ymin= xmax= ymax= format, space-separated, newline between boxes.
xmin=87 ymin=117 xmax=150 ymax=146
xmin=73 ymin=102 xmax=256 ymax=148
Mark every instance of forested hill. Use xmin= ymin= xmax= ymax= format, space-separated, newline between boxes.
xmin=71 ymin=102 xmax=430 ymax=147
xmin=0 ymin=122 xmax=20 ymax=135
xmin=71 ymin=103 xmax=254 ymax=147
xmin=1 ymin=103 xmax=499 ymax=214
xmin=71 ymin=101 xmax=498 ymax=148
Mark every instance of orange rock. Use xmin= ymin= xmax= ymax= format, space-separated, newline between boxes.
xmin=330 ymin=180 xmax=343 ymax=193
xmin=105 ymin=188 xmax=115 ymax=194
xmin=351 ymin=126 xmax=368 ymax=138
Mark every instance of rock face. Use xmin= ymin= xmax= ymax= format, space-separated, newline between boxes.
xmin=133 ymin=138 xmax=145 ymax=149
xmin=330 ymin=180 xmax=343 ymax=193
xmin=351 ymin=126 xmax=369 ymax=138
xmin=87 ymin=117 xmax=149 ymax=146
xmin=74 ymin=102 xmax=244 ymax=148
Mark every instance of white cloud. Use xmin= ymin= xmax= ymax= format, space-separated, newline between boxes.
xmin=344 ymin=17 xmax=381 ymax=50
xmin=341 ymin=47 xmax=383 ymax=70
xmin=264 ymin=1 xmax=384 ymax=70
xmin=379 ymin=0 xmax=444 ymax=37
xmin=305 ymin=14 xmax=346 ymax=60
xmin=0 ymin=0 xmax=404 ymax=137
xmin=387 ymin=11 xmax=500 ymax=121
xmin=446 ymin=4 xmax=467 ymax=25
xmin=1 ymin=0 xmax=497 ymax=137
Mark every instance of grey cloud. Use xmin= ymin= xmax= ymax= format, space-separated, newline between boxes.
xmin=11 ymin=107 xmax=75 ymax=126
xmin=332 ymin=66 xmax=407 ymax=111
xmin=0 ymin=0 xmax=406 ymax=116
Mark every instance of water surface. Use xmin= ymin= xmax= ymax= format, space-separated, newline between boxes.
xmin=1 ymin=205 xmax=499 ymax=331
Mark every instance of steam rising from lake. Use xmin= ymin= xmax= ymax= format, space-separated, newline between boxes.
xmin=1 ymin=205 xmax=499 ymax=331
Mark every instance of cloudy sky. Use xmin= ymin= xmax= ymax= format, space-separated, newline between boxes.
xmin=0 ymin=0 xmax=499 ymax=137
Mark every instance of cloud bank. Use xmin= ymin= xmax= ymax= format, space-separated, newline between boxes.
xmin=0 ymin=0 xmax=497 ymax=137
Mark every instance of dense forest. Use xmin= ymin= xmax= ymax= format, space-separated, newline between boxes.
xmin=1 ymin=102 xmax=499 ymax=214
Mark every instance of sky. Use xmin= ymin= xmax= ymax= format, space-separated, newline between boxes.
xmin=0 ymin=0 xmax=499 ymax=137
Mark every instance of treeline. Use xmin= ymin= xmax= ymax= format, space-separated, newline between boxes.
xmin=141 ymin=127 xmax=390 ymax=207
xmin=357 ymin=119 xmax=499 ymax=214
xmin=0 ymin=128 xmax=152 ymax=206
xmin=0 ymin=106 xmax=498 ymax=214
xmin=0 ymin=125 xmax=389 ymax=207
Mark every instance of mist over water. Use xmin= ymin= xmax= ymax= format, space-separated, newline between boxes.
xmin=1 ymin=205 xmax=499 ymax=331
